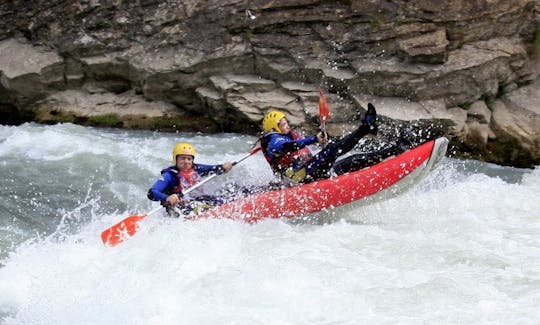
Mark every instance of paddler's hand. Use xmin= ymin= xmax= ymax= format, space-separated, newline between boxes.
xmin=165 ymin=193 xmax=183 ymax=207
xmin=222 ymin=161 xmax=233 ymax=173
xmin=317 ymin=131 xmax=328 ymax=145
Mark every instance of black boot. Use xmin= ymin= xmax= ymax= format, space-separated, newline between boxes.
xmin=362 ymin=103 xmax=378 ymax=135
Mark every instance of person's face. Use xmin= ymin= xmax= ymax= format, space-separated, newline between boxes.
xmin=176 ymin=154 xmax=194 ymax=171
xmin=278 ymin=117 xmax=291 ymax=134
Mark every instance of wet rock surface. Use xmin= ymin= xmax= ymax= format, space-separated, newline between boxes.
xmin=0 ymin=0 xmax=538 ymax=167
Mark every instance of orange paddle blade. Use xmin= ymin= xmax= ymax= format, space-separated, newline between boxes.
xmin=101 ymin=215 xmax=147 ymax=246
xmin=318 ymin=89 xmax=330 ymax=123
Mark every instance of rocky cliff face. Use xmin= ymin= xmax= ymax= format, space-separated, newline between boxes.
xmin=0 ymin=0 xmax=539 ymax=167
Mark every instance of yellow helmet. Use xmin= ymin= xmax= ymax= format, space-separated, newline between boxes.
xmin=172 ymin=142 xmax=196 ymax=163
xmin=262 ymin=110 xmax=286 ymax=133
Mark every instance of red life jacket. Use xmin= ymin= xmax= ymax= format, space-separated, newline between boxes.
xmin=167 ymin=168 xmax=202 ymax=194
xmin=261 ymin=129 xmax=313 ymax=173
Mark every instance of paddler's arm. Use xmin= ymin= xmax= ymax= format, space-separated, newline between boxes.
xmin=279 ymin=135 xmax=317 ymax=154
xmin=147 ymin=172 xmax=181 ymax=206
xmin=195 ymin=162 xmax=233 ymax=177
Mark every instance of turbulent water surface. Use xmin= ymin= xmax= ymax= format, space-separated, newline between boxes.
xmin=0 ymin=123 xmax=539 ymax=324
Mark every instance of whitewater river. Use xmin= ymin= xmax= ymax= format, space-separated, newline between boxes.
xmin=0 ymin=123 xmax=539 ymax=324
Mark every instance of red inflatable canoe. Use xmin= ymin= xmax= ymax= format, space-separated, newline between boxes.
xmin=195 ymin=137 xmax=448 ymax=222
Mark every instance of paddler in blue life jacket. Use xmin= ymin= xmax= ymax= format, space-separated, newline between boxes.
xmin=260 ymin=103 xmax=406 ymax=184
xmin=147 ymin=142 xmax=233 ymax=216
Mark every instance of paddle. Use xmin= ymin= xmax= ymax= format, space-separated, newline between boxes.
xmin=318 ymin=88 xmax=330 ymax=137
xmin=101 ymin=146 xmax=262 ymax=246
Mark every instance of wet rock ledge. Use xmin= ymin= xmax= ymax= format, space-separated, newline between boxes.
xmin=0 ymin=0 xmax=539 ymax=168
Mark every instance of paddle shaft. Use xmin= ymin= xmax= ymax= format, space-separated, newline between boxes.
xmin=160 ymin=148 xmax=259 ymax=202
xmin=233 ymin=147 xmax=260 ymax=166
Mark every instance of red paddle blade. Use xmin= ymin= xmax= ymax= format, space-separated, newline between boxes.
xmin=249 ymin=146 xmax=262 ymax=155
xmin=318 ymin=89 xmax=330 ymax=123
xmin=101 ymin=215 xmax=147 ymax=246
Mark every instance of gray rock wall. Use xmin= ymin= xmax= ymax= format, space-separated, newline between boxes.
xmin=0 ymin=0 xmax=539 ymax=167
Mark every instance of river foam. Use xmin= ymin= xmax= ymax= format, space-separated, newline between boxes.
xmin=1 ymin=123 xmax=539 ymax=324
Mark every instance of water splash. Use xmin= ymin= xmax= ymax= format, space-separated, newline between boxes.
xmin=1 ymin=124 xmax=539 ymax=324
